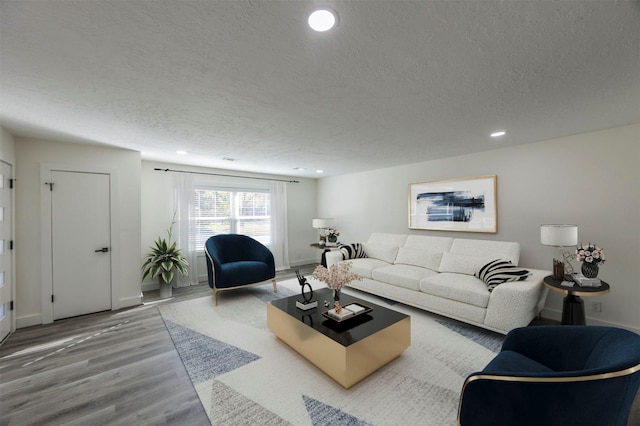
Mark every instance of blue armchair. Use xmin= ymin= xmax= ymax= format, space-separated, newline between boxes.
xmin=458 ymin=325 xmax=640 ymax=426
xmin=204 ymin=234 xmax=277 ymax=305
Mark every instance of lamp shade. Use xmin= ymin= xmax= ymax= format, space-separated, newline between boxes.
xmin=540 ymin=224 xmax=578 ymax=247
xmin=312 ymin=218 xmax=334 ymax=229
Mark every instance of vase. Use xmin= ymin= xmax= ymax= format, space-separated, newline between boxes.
xmin=333 ymin=288 xmax=341 ymax=303
xmin=159 ymin=278 xmax=173 ymax=298
xmin=581 ymin=262 xmax=599 ymax=279
xmin=328 ymin=235 xmax=338 ymax=244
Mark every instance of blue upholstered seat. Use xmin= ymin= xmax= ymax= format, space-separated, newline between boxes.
xmin=204 ymin=234 xmax=277 ymax=305
xmin=458 ymin=325 xmax=640 ymax=425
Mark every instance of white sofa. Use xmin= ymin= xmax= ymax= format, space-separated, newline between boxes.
xmin=325 ymin=233 xmax=549 ymax=334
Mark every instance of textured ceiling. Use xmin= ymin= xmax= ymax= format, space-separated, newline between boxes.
xmin=1 ymin=0 xmax=638 ymax=178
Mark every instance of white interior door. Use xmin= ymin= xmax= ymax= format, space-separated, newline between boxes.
xmin=0 ymin=161 xmax=13 ymax=342
xmin=51 ymin=171 xmax=111 ymax=320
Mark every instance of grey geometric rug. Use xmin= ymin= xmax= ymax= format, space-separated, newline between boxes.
xmin=159 ymin=279 xmax=504 ymax=425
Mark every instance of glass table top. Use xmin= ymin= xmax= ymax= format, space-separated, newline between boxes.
xmin=269 ymin=287 xmax=409 ymax=346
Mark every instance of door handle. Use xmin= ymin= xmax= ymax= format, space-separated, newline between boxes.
xmin=94 ymin=247 xmax=109 ymax=253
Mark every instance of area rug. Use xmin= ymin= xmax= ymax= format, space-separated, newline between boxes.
xmin=158 ymin=279 xmax=504 ymax=425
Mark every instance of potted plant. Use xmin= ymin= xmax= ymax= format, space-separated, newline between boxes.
xmin=142 ymin=220 xmax=189 ymax=298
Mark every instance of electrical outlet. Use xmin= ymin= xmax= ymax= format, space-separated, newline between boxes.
xmin=591 ymin=301 xmax=602 ymax=312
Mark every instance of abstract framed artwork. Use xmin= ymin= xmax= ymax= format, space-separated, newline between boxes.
xmin=408 ymin=175 xmax=497 ymax=233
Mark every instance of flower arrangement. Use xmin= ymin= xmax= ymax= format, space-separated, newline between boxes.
xmin=576 ymin=243 xmax=606 ymax=265
xmin=324 ymin=227 xmax=340 ymax=237
xmin=312 ymin=261 xmax=361 ymax=290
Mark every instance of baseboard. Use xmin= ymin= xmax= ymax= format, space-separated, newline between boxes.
xmin=540 ymin=307 xmax=640 ymax=334
xmin=141 ymin=282 xmax=158 ymax=292
xmin=17 ymin=295 xmax=142 ymax=329
xmin=16 ymin=313 xmax=42 ymax=329
xmin=120 ymin=294 xmax=143 ymax=308
xmin=289 ymin=258 xmax=317 ymax=268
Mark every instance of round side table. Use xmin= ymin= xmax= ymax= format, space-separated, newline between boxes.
xmin=543 ymin=276 xmax=610 ymax=325
xmin=310 ymin=243 xmax=341 ymax=267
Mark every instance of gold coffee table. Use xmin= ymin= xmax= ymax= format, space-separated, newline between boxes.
xmin=267 ymin=288 xmax=411 ymax=388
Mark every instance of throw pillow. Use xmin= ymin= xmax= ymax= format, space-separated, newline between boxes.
xmin=339 ymin=243 xmax=368 ymax=260
xmin=475 ymin=259 xmax=532 ymax=292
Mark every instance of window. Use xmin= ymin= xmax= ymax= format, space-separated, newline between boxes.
xmin=190 ymin=187 xmax=271 ymax=251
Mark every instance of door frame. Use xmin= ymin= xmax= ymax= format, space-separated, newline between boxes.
xmin=40 ymin=163 xmax=121 ymax=324
xmin=0 ymin=160 xmax=15 ymax=340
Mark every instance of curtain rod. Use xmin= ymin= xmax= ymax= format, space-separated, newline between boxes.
xmin=154 ymin=168 xmax=300 ymax=183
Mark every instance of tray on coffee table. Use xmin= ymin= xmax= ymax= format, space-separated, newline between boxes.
xmin=322 ymin=303 xmax=373 ymax=322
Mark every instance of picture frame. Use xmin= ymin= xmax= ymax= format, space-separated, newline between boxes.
xmin=408 ymin=175 xmax=497 ymax=233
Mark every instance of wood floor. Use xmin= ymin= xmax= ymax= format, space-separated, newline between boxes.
xmin=0 ymin=266 xmax=314 ymax=426
xmin=1 ymin=264 xmax=638 ymax=425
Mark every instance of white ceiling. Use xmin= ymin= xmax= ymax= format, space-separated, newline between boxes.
xmin=1 ymin=1 xmax=638 ymax=178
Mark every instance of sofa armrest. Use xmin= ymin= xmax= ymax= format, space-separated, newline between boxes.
xmin=483 ymin=269 xmax=549 ymax=333
xmin=325 ymin=250 xmax=343 ymax=267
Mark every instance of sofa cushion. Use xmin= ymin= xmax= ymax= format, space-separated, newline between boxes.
xmin=347 ymin=258 xmax=390 ymax=279
xmin=450 ymin=239 xmax=521 ymax=265
xmin=394 ymin=247 xmax=443 ymax=271
xmin=420 ymin=273 xmax=490 ymax=308
xmin=339 ymin=243 xmax=367 ymax=260
xmin=438 ymin=252 xmax=497 ymax=276
xmin=475 ymin=259 xmax=532 ymax=292
xmin=362 ymin=243 xmax=399 ymax=264
xmin=372 ymin=264 xmax=439 ymax=291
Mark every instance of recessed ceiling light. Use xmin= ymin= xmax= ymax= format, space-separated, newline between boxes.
xmin=308 ymin=9 xmax=337 ymax=32
xmin=222 ymin=157 xmax=237 ymax=162
xmin=316 ymin=169 xmax=324 ymax=174
xmin=490 ymin=131 xmax=506 ymax=138
xmin=176 ymin=150 xmax=187 ymax=155
xmin=294 ymin=167 xmax=306 ymax=171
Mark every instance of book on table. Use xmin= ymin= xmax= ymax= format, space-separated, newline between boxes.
xmin=326 ymin=303 xmax=369 ymax=320
xmin=572 ymin=274 xmax=601 ymax=287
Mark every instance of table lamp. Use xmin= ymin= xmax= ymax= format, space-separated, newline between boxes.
xmin=540 ymin=224 xmax=578 ymax=280
xmin=312 ymin=218 xmax=334 ymax=245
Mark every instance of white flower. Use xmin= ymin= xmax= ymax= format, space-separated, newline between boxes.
xmin=324 ymin=227 xmax=340 ymax=237
xmin=312 ymin=262 xmax=361 ymax=290
xmin=576 ymin=243 xmax=606 ymax=265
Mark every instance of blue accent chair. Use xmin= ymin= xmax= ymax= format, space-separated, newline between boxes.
xmin=205 ymin=234 xmax=277 ymax=305
xmin=458 ymin=325 xmax=640 ymax=425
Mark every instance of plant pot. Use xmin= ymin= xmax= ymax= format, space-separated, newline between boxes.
xmin=333 ymin=288 xmax=341 ymax=303
xmin=159 ymin=278 xmax=173 ymax=298
xmin=328 ymin=235 xmax=338 ymax=243
xmin=581 ymin=262 xmax=599 ymax=279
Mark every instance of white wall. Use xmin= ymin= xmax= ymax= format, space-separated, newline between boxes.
xmin=140 ymin=161 xmax=319 ymax=290
xmin=317 ymin=124 xmax=640 ymax=332
xmin=14 ymin=138 xmax=141 ymax=327
xmin=0 ymin=128 xmax=16 ymax=164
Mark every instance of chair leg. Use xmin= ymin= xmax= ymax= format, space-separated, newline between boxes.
xmin=272 ymin=278 xmax=277 ymax=293
xmin=213 ymin=287 xmax=218 ymax=306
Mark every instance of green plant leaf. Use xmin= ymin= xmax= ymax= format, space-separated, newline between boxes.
xmin=141 ymin=218 xmax=189 ymax=282
xmin=149 ymin=264 xmax=161 ymax=278
xmin=161 ymin=269 xmax=174 ymax=284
